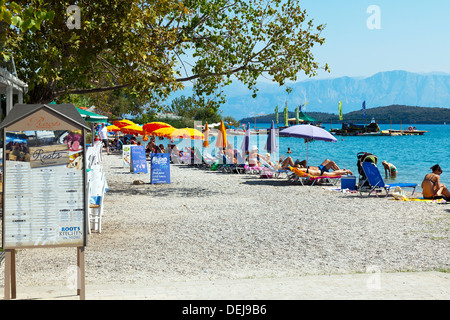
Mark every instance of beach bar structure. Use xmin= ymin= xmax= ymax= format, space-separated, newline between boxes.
xmin=1 ymin=103 xmax=91 ymax=300
xmin=0 ymin=55 xmax=27 ymax=116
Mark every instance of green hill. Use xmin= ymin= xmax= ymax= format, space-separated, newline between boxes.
xmin=239 ymin=105 xmax=450 ymax=124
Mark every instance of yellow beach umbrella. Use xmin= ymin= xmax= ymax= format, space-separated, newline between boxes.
xmin=215 ymin=120 xmax=227 ymax=149
xmin=107 ymin=124 xmax=121 ymax=132
xmin=152 ymin=127 xmax=176 ymax=138
xmin=113 ymin=119 xmax=135 ymax=128
xmin=120 ymin=124 xmax=144 ymax=135
xmin=143 ymin=122 xmax=173 ymax=135
xmin=171 ymin=128 xmax=204 ymax=140
xmin=203 ymin=122 xmax=209 ymax=147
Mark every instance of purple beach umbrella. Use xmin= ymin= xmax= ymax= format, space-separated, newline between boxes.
xmin=279 ymin=124 xmax=337 ymax=165
xmin=265 ymin=120 xmax=277 ymax=154
xmin=241 ymin=122 xmax=251 ymax=157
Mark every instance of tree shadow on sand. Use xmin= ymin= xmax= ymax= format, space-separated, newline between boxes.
xmin=106 ymin=184 xmax=221 ymax=198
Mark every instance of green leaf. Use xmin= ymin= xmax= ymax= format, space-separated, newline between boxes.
xmin=11 ymin=15 xmax=22 ymax=26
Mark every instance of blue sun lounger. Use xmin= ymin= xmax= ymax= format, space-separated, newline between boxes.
xmin=359 ymin=162 xmax=417 ymax=197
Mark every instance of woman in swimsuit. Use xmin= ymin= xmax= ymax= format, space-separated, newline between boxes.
xmin=297 ymin=167 xmax=353 ymax=177
xmin=382 ymin=160 xmax=397 ymax=178
xmin=421 ymin=164 xmax=450 ymax=200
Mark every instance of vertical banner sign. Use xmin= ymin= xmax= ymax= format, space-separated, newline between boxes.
xmin=150 ymin=153 xmax=170 ymax=184
xmin=339 ymin=101 xmax=343 ymax=121
xmin=3 ymin=129 xmax=85 ymax=248
xmin=122 ymin=145 xmax=132 ymax=168
xmin=130 ymin=145 xmax=148 ymax=174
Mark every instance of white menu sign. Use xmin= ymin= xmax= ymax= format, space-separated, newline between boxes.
xmin=2 ymin=130 xmax=86 ymax=248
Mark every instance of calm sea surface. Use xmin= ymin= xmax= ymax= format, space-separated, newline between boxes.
xmin=159 ymin=123 xmax=449 ymax=191
xmin=246 ymin=123 xmax=450 ymax=189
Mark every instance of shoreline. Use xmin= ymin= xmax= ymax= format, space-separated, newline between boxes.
xmin=1 ymin=152 xmax=449 ymax=297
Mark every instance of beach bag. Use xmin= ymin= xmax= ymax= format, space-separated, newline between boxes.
xmin=211 ymin=163 xmax=219 ymax=171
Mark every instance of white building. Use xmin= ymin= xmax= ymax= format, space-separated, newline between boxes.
xmin=0 ymin=55 xmax=28 ymax=117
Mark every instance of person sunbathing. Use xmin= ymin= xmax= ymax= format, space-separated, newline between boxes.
xmin=421 ymin=164 xmax=450 ymax=200
xmin=278 ymin=157 xmax=344 ymax=175
xmin=295 ymin=167 xmax=353 ymax=177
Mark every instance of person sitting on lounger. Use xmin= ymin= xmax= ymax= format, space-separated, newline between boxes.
xmin=421 ymin=164 xmax=450 ymax=200
xmin=299 ymin=159 xmax=341 ymax=175
xmin=296 ymin=167 xmax=353 ymax=177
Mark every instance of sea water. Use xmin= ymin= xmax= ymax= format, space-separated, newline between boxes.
xmin=250 ymin=123 xmax=450 ymax=189
xmin=157 ymin=123 xmax=449 ymax=190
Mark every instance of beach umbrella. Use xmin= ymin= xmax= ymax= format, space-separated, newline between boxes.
xmin=153 ymin=127 xmax=176 ymax=138
xmin=107 ymin=124 xmax=121 ymax=132
xmin=113 ymin=119 xmax=135 ymax=128
xmin=142 ymin=122 xmax=173 ymax=135
xmin=265 ymin=120 xmax=277 ymax=154
xmin=240 ymin=122 xmax=251 ymax=155
xmin=203 ymin=122 xmax=210 ymax=147
xmin=120 ymin=124 xmax=144 ymax=135
xmin=279 ymin=124 xmax=337 ymax=165
xmin=215 ymin=120 xmax=227 ymax=149
xmin=171 ymin=128 xmax=204 ymax=140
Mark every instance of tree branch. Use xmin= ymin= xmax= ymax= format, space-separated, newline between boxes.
xmin=54 ymin=84 xmax=129 ymax=97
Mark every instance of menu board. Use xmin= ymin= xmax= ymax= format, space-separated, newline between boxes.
xmin=150 ymin=153 xmax=170 ymax=184
xmin=2 ymin=130 xmax=86 ymax=248
xmin=131 ymin=146 xmax=148 ymax=174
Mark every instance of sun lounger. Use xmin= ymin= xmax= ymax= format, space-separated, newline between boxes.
xmin=289 ymin=167 xmax=342 ymax=186
xmin=359 ymin=162 xmax=417 ymax=197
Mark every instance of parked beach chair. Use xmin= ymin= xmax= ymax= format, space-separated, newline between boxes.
xmin=257 ymin=158 xmax=290 ymax=179
xmin=289 ymin=167 xmax=342 ymax=186
xmin=89 ymin=181 xmax=106 ymax=233
xmin=222 ymin=149 xmax=246 ymax=174
xmin=359 ymin=162 xmax=417 ymax=197
xmin=87 ymin=165 xmax=107 ymax=233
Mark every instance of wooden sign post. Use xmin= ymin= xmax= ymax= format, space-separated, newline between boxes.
xmin=1 ymin=104 xmax=91 ymax=300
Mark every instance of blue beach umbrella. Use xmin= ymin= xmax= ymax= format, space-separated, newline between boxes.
xmin=265 ymin=120 xmax=277 ymax=154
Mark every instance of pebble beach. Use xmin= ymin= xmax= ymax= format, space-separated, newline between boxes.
xmin=1 ymin=151 xmax=449 ymax=299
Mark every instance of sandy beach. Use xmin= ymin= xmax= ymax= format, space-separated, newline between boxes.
xmin=1 ymin=152 xmax=449 ymax=299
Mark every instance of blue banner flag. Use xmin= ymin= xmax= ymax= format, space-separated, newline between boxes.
xmin=362 ymin=101 xmax=366 ymax=118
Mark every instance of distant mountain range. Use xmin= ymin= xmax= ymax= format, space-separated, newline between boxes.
xmin=239 ymin=105 xmax=450 ymax=124
xmin=215 ymin=70 xmax=450 ymax=120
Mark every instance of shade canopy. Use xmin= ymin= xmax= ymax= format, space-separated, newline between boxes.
xmin=203 ymin=122 xmax=210 ymax=147
xmin=107 ymin=124 xmax=121 ymax=132
xmin=279 ymin=124 xmax=337 ymax=165
xmin=215 ymin=120 xmax=227 ymax=149
xmin=240 ymin=122 xmax=251 ymax=155
xmin=298 ymin=110 xmax=317 ymax=122
xmin=265 ymin=120 xmax=277 ymax=153
xmin=113 ymin=119 xmax=135 ymax=128
xmin=76 ymin=107 xmax=108 ymax=123
xmin=143 ymin=122 xmax=173 ymax=135
xmin=152 ymin=127 xmax=176 ymax=138
xmin=279 ymin=124 xmax=337 ymax=142
xmin=120 ymin=124 xmax=144 ymax=135
xmin=171 ymin=128 xmax=204 ymax=140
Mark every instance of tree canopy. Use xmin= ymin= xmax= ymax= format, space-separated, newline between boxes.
xmin=3 ymin=0 xmax=328 ymax=116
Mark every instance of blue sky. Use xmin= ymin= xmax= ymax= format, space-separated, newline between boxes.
xmin=297 ymin=0 xmax=450 ymax=79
